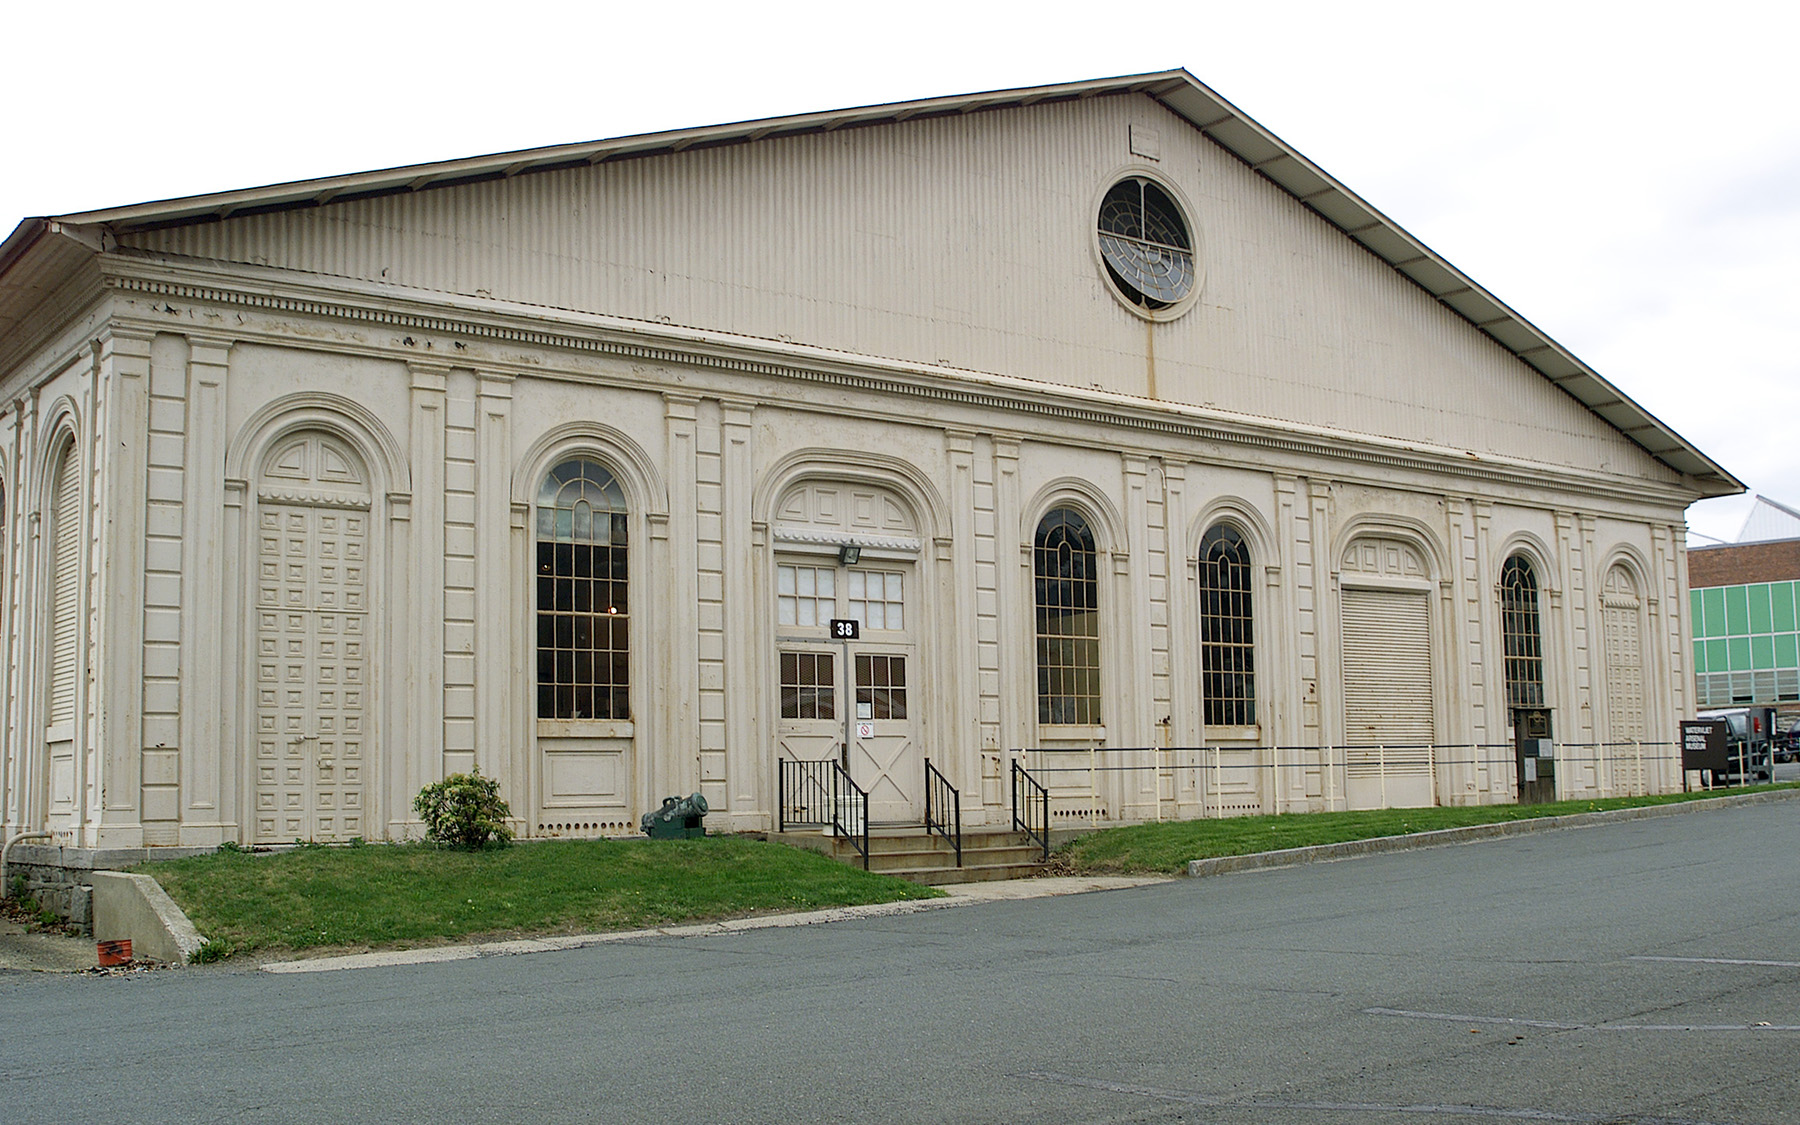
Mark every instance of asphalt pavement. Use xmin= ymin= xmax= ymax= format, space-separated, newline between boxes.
xmin=2 ymin=794 xmax=1796 ymax=1124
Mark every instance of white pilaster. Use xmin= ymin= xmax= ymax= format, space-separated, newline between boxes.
xmin=94 ymin=330 xmax=152 ymax=848
xmin=475 ymin=372 xmax=515 ymax=788
xmin=403 ymin=362 xmax=448 ymax=832
xmin=177 ymin=336 xmax=231 ymax=843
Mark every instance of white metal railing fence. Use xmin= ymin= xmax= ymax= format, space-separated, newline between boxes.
xmin=1010 ymin=741 xmax=1698 ymax=822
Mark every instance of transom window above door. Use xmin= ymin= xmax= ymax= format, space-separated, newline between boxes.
xmin=778 ymin=562 xmax=905 ymax=632
xmin=847 ymin=569 xmax=904 ymax=631
xmin=778 ymin=564 xmax=836 ymax=627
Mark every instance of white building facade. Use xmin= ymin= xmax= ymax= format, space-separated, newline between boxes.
xmin=0 ymin=72 xmax=1737 ymax=849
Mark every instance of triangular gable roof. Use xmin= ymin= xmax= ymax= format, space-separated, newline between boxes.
xmin=0 ymin=68 xmax=1741 ymax=495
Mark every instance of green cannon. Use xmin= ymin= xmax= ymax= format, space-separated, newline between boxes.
xmin=640 ymin=792 xmax=709 ymax=839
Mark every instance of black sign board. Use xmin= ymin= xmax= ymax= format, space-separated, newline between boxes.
xmin=829 ymin=618 xmax=860 ymax=640
xmin=1681 ymin=720 xmax=1727 ymax=772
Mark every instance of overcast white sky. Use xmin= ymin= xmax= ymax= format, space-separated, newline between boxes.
xmin=5 ymin=0 xmax=1793 ymax=543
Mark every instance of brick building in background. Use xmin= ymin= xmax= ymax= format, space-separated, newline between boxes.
xmin=1689 ymin=497 xmax=1800 ymax=710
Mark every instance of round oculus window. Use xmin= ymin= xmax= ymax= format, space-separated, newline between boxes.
xmin=1098 ymin=177 xmax=1195 ymax=311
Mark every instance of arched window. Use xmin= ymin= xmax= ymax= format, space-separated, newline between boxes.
xmin=1500 ymin=555 xmax=1545 ymax=710
xmin=1034 ymin=507 xmax=1100 ymax=725
xmin=536 ymin=458 xmax=630 ymax=721
xmin=1199 ymin=524 xmax=1255 ymax=726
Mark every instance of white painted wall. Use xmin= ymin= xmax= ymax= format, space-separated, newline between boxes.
xmin=0 ymin=97 xmax=1708 ymax=843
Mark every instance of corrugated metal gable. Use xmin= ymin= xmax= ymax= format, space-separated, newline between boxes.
xmin=118 ymin=93 xmax=1665 ymax=480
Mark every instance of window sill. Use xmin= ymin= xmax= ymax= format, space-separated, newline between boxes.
xmin=537 ymin=719 xmax=635 ymax=740
xmin=1037 ymin=724 xmax=1107 ymax=741
xmin=1203 ymin=725 xmax=1262 ymax=744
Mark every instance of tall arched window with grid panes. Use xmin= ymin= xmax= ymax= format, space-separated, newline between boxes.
xmin=1500 ymin=555 xmax=1545 ymax=710
xmin=1034 ymin=507 xmax=1100 ymax=725
xmin=1199 ymin=524 xmax=1255 ymax=727
xmin=536 ymin=458 xmax=630 ymax=721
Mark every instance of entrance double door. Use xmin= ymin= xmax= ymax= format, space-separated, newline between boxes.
xmin=777 ymin=646 xmax=919 ymax=824
xmin=773 ymin=560 xmax=920 ymax=824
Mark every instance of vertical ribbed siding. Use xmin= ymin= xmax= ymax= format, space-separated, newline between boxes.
xmin=48 ymin=438 xmax=79 ymax=725
xmin=124 ymin=95 xmax=1657 ymax=479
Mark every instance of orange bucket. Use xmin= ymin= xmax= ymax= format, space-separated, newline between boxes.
xmin=96 ymin=939 xmax=133 ymax=966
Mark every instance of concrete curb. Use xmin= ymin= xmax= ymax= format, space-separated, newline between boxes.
xmin=261 ymin=894 xmax=975 ymax=974
xmin=1185 ymin=787 xmax=1800 ymax=879
xmin=257 ymin=875 xmax=1170 ymax=974
xmin=91 ymin=871 xmax=208 ymax=964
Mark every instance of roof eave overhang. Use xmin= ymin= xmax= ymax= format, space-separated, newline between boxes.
xmin=0 ymin=218 xmax=109 ymax=352
xmin=48 ymin=73 xmax=1194 ymax=233
xmin=8 ymin=69 xmax=1741 ymax=496
xmin=1144 ymin=77 xmax=1740 ymax=498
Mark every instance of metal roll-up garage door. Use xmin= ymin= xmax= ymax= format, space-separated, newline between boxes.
xmin=1342 ymin=586 xmax=1435 ymax=808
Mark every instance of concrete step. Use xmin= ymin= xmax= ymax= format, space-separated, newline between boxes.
xmin=890 ymin=862 xmax=1049 ymax=886
xmin=770 ymin=827 xmax=1048 ymax=884
xmin=864 ymin=844 xmax=1046 ymax=872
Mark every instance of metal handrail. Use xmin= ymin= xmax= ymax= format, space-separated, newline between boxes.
xmin=777 ymin=757 xmax=870 ymax=869
xmin=923 ymin=758 xmax=962 ymax=867
xmin=831 ymin=762 xmax=871 ymax=869
xmin=777 ymin=758 xmax=834 ymax=833
xmin=1011 ymin=760 xmax=1051 ymax=861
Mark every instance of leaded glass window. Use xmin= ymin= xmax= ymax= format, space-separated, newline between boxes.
xmin=1501 ymin=555 xmax=1545 ymax=710
xmin=1035 ymin=507 xmax=1100 ymax=725
xmin=1098 ymin=177 xmax=1195 ymax=310
xmin=1199 ymin=524 xmax=1255 ymax=726
xmin=536 ymin=458 xmax=630 ymax=720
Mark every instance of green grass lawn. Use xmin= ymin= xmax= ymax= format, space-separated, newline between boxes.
xmin=140 ymin=784 xmax=1796 ymax=960
xmin=139 ymin=836 xmax=942 ymax=958
xmin=1057 ymin=783 xmax=1800 ymax=875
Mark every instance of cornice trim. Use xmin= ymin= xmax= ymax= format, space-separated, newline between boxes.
xmin=773 ymin=526 xmax=923 ymax=553
xmin=99 ymin=266 xmax=1699 ymax=509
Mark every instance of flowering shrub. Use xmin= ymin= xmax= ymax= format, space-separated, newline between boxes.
xmin=413 ymin=768 xmax=514 ymax=849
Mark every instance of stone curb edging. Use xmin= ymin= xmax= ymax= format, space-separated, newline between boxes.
xmin=1185 ymin=787 xmax=1800 ymax=879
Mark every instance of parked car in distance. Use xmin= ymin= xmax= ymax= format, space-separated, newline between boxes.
xmin=1782 ymin=720 xmax=1800 ymax=764
xmin=1696 ymin=707 xmax=1776 ymax=783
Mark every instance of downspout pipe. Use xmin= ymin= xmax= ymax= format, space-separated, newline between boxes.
xmin=2 ymin=832 xmax=54 ymax=898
